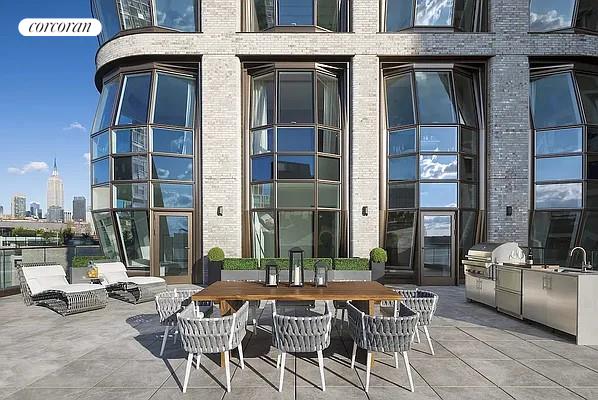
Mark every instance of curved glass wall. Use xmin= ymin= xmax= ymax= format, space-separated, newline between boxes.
xmin=91 ymin=66 xmax=197 ymax=270
xmin=530 ymin=0 xmax=598 ymax=33
xmin=248 ymin=0 xmax=349 ymax=31
xmin=530 ymin=66 xmax=598 ymax=266
xmin=384 ymin=0 xmax=484 ymax=32
xmin=247 ymin=65 xmax=345 ymax=258
xmin=383 ymin=66 xmax=483 ymax=275
xmin=92 ymin=0 xmax=198 ymax=44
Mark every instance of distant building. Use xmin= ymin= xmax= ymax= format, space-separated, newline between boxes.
xmin=0 ymin=205 xmax=3 ymax=216
xmin=63 ymin=211 xmax=72 ymax=223
xmin=47 ymin=158 xmax=64 ymax=210
xmin=47 ymin=205 xmax=64 ymax=223
xmin=30 ymin=202 xmax=41 ymax=219
xmin=72 ymin=196 xmax=86 ymax=222
xmin=11 ymin=194 xmax=26 ymax=218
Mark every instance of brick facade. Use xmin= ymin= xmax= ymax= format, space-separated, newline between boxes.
xmin=93 ymin=0 xmax=598 ymax=265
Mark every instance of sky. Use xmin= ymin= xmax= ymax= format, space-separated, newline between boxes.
xmin=0 ymin=1 xmax=98 ymax=214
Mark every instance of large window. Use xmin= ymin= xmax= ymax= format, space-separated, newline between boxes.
xmin=248 ymin=65 xmax=345 ymax=258
xmin=248 ymin=0 xmax=349 ymax=31
xmin=383 ymin=66 xmax=482 ymax=270
xmin=530 ymin=66 xmax=598 ymax=266
xmin=92 ymin=0 xmax=198 ymax=44
xmin=530 ymin=0 xmax=598 ymax=33
xmin=384 ymin=0 xmax=484 ymax=32
xmin=91 ymin=67 xmax=197 ymax=268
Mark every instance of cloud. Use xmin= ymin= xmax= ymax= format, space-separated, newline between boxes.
xmin=64 ymin=122 xmax=87 ymax=132
xmin=530 ymin=10 xmax=569 ymax=31
xmin=8 ymin=161 xmax=49 ymax=175
xmin=83 ymin=152 xmax=91 ymax=164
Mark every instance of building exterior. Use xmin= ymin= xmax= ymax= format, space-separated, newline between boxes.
xmin=0 ymin=206 xmax=4 ymax=217
xmin=29 ymin=202 xmax=41 ymax=220
xmin=47 ymin=206 xmax=64 ymax=223
xmin=47 ymin=158 xmax=64 ymax=211
xmin=11 ymin=195 xmax=26 ymax=219
xmin=64 ymin=211 xmax=73 ymax=223
xmin=90 ymin=0 xmax=598 ymax=285
xmin=72 ymin=196 xmax=87 ymax=222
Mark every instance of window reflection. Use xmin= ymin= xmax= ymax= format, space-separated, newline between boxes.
xmin=317 ymin=0 xmax=340 ymax=31
xmin=535 ymin=156 xmax=582 ymax=182
xmin=252 ymin=0 xmax=276 ymax=30
xmin=531 ymin=73 xmax=581 ymax=129
xmin=253 ymin=211 xmax=276 ymax=258
xmin=251 ymin=183 xmax=274 ymax=208
xmin=318 ymin=211 xmax=340 ymax=258
xmin=252 ymin=156 xmax=274 ymax=182
xmin=278 ymin=0 xmax=314 ymax=25
xmin=386 ymin=74 xmax=415 ymax=128
xmin=277 ymin=155 xmax=315 ymax=179
xmin=389 ymin=183 xmax=416 ymax=208
xmin=92 ymin=132 xmax=110 ymax=159
xmin=277 ymin=127 xmax=315 ymax=152
xmin=414 ymin=0 xmax=454 ymax=26
xmin=319 ymin=129 xmax=340 ymax=154
xmin=318 ymin=183 xmax=340 ymax=208
xmin=113 ymin=128 xmax=147 ymax=154
xmin=420 ymin=126 xmax=457 ymax=152
xmin=153 ymin=73 xmax=195 ymax=127
xmin=92 ymin=79 xmax=119 ymax=133
xmin=118 ymin=0 xmax=152 ymax=29
xmin=389 ymin=128 xmax=416 ymax=155
xmin=576 ymin=74 xmax=598 ymax=124
xmin=420 ymin=155 xmax=458 ymax=180
xmin=153 ymin=183 xmax=193 ymax=208
xmin=420 ymin=183 xmax=458 ymax=207
xmin=576 ymin=0 xmax=598 ymax=32
xmin=278 ymin=182 xmax=315 ymax=207
xmin=93 ymin=212 xmax=120 ymax=259
xmin=529 ymin=0 xmax=575 ymax=32
xmin=278 ymin=72 xmax=314 ymax=123
xmin=152 ymin=156 xmax=193 ymax=181
xmin=386 ymin=0 xmax=414 ymax=31
xmin=92 ymin=158 xmax=110 ymax=185
xmin=153 ymin=128 xmax=193 ymax=155
xmin=93 ymin=0 xmax=121 ymax=43
xmin=385 ymin=211 xmax=416 ymax=267
xmin=113 ymin=183 xmax=148 ymax=208
xmin=389 ymin=156 xmax=417 ymax=181
xmin=318 ymin=157 xmax=340 ymax=181
xmin=535 ymin=127 xmax=582 ymax=155
xmin=535 ymin=183 xmax=582 ymax=209
xmin=530 ymin=211 xmax=580 ymax=265
xmin=317 ymin=73 xmax=341 ymax=127
xmin=251 ymin=129 xmax=274 ymax=155
xmin=279 ymin=211 xmax=314 ymax=257
xmin=92 ymin=186 xmax=110 ymax=210
xmin=415 ymin=71 xmax=456 ymax=124
xmin=114 ymin=156 xmax=149 ymax=180
xmin=117 ymin=74 xmax=151 ymax=126
xmin=155 ymin=0 xmax=196 ymax=31
xmin=115 ymin=211 xmax=150 ymax=267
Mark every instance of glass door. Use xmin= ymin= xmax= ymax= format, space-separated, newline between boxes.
xmin=153 ymin=212 xmax=192 ymax=284
xmin=419 ymin=212 xmax=456 ymax=285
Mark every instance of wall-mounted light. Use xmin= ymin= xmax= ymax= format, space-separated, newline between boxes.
xmin=362 ymin=206 xmax=368 ymax=216
xmin=217 ymin=206 xmax=223 ymax=216
xmin=506 ymin=206 xmax=512 ymax=216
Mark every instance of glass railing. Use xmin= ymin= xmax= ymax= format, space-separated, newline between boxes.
xmin=0 ymin=245 xmax=103 ymax=293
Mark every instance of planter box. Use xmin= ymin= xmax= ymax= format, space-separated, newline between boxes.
xmin=370 ymin=262 xmax=385 ymax=282
xmin=330 ymin=270 xmax=372 ymax=281
xmin=220 ymin=269 xmax=371 ymax=283
xmin=68 ymin=267 xmax=90 ymax=284
xmin=207 ymin=260 xmax=222 ymax=284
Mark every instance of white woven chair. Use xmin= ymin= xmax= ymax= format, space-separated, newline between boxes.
xmin=177 ymin=301 xmax=249 ymax=393
xmin=272 ymin=300 xmax=333 ymax=392
xmin=17 ymin=263 xmax=108 ymax=316
xmin=95 ymin=261 xmax=167 ymax=303
xmin=347 ymin=301 xmax=418 ymax=393
xmin=155 ymin=288 xmax=212 ymax=357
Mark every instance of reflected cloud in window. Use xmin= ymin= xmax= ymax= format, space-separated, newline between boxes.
xmin=530 ymin=0 xmax=575 ymax=32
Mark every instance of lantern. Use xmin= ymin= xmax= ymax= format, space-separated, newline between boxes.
xmin=265 ymin=262 xmax=279 ymax=287
xmin=288 ymin=247 xmax=305 ymax=287
xmin=314 ymin=260 xmax=328 ymax=287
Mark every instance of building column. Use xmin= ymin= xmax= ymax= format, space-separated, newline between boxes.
xmin=350 ymin=54 xmax=380 ymax=257
xmin=201 ymin=55 xmax=243 ymax=260
xmin=486 ymin=55 xmax=530 ymax=245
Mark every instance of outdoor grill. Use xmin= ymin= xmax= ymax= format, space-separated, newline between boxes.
xmin=463 ymin=242 xmax=525 ymax=307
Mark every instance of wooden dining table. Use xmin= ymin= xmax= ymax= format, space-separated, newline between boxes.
xmin=191 ymin=280 xmax=403 ymax=366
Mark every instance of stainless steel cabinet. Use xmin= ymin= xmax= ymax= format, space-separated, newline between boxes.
xmin=522 ymin=270 xmax=577 ymax=335
xmin=465 ymin=273 xmax=495 ymax=307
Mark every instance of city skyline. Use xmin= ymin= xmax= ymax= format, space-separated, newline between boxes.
xmin=0 ymin=1 xmax=97 ymax=213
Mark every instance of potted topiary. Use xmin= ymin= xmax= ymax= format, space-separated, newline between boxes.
xmin=370 ymin=247 xmax=388 ymax=282
xmin=207 ymin=247 xmax=225 ymax=284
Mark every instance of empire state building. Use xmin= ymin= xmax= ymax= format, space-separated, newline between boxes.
xmin=47 ymin=158 xmax=64 ymax=220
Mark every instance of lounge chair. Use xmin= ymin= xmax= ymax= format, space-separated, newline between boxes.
xmin=94 ymin=261 xmax=167 ymax=304
xmin=17 ymin=262 xmax=108 ymax=316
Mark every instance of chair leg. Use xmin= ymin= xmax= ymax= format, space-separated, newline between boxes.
xmin=317 ymin=349 xmax=326 ymax=392
xmin=341 ymin=309 xmax=347 ymax=333
xmin=415 ymin=326 xmax=421 ymax=343
xmin=238 ymin=342 xmax=245 ymax=370
xmin=403 ymin=351 xmax=414 ymax=393
xmin=224 ymin=350 xmax=231 ymax=393
xmin=183 ymin=352 xmax=193 ymax=393
xmin=159 ymin=326 xmax=170 ymax=357
xmin=276 ymin=352 xmax=281 ymax=369
xmin=394 ymin=352 xmax=399 ymax=369
xmin=278 ymin=352 xmax=286 ymax=392
xmin=365 ymin=351 xmax=372 ymax=393
xmin=423 ymin=326 xmax=434 ymax=355
xmin=173 ymin=329 xmax=178 ymax=344
xmin=196 ymin=353 xmax=201 ymax=370
xmin=350 ymin=342 xmax=357 ymax=369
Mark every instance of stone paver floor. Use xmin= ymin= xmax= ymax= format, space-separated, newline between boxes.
xmin=1 ymin=285 xmax=598 ymax=399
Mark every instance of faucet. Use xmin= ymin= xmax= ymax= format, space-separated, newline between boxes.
xmin=570 ymin=247 xmax=592 ymax=272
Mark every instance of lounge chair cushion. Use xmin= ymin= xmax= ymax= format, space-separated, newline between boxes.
xmin=128 ymin=276 xmax=165 ymax=285
xmin=46 ymin=284 xmax=105 ymax=294
xmin=20 ymin=265 xmax=67 ymax=296
xmin=101 ymin=270 xmax=130 ymax=285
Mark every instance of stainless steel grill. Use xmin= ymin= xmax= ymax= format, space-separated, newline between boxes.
xmin=463 ymin=242 xmax=525 ymax=307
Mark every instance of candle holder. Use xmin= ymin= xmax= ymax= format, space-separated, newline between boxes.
xmin=265 ymin=262 xmax=279 ymax=287
xmin=314 ymin=260 xmax=328 ymax=287
xmin=288 ymin=247 xmax=305 ymax=287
